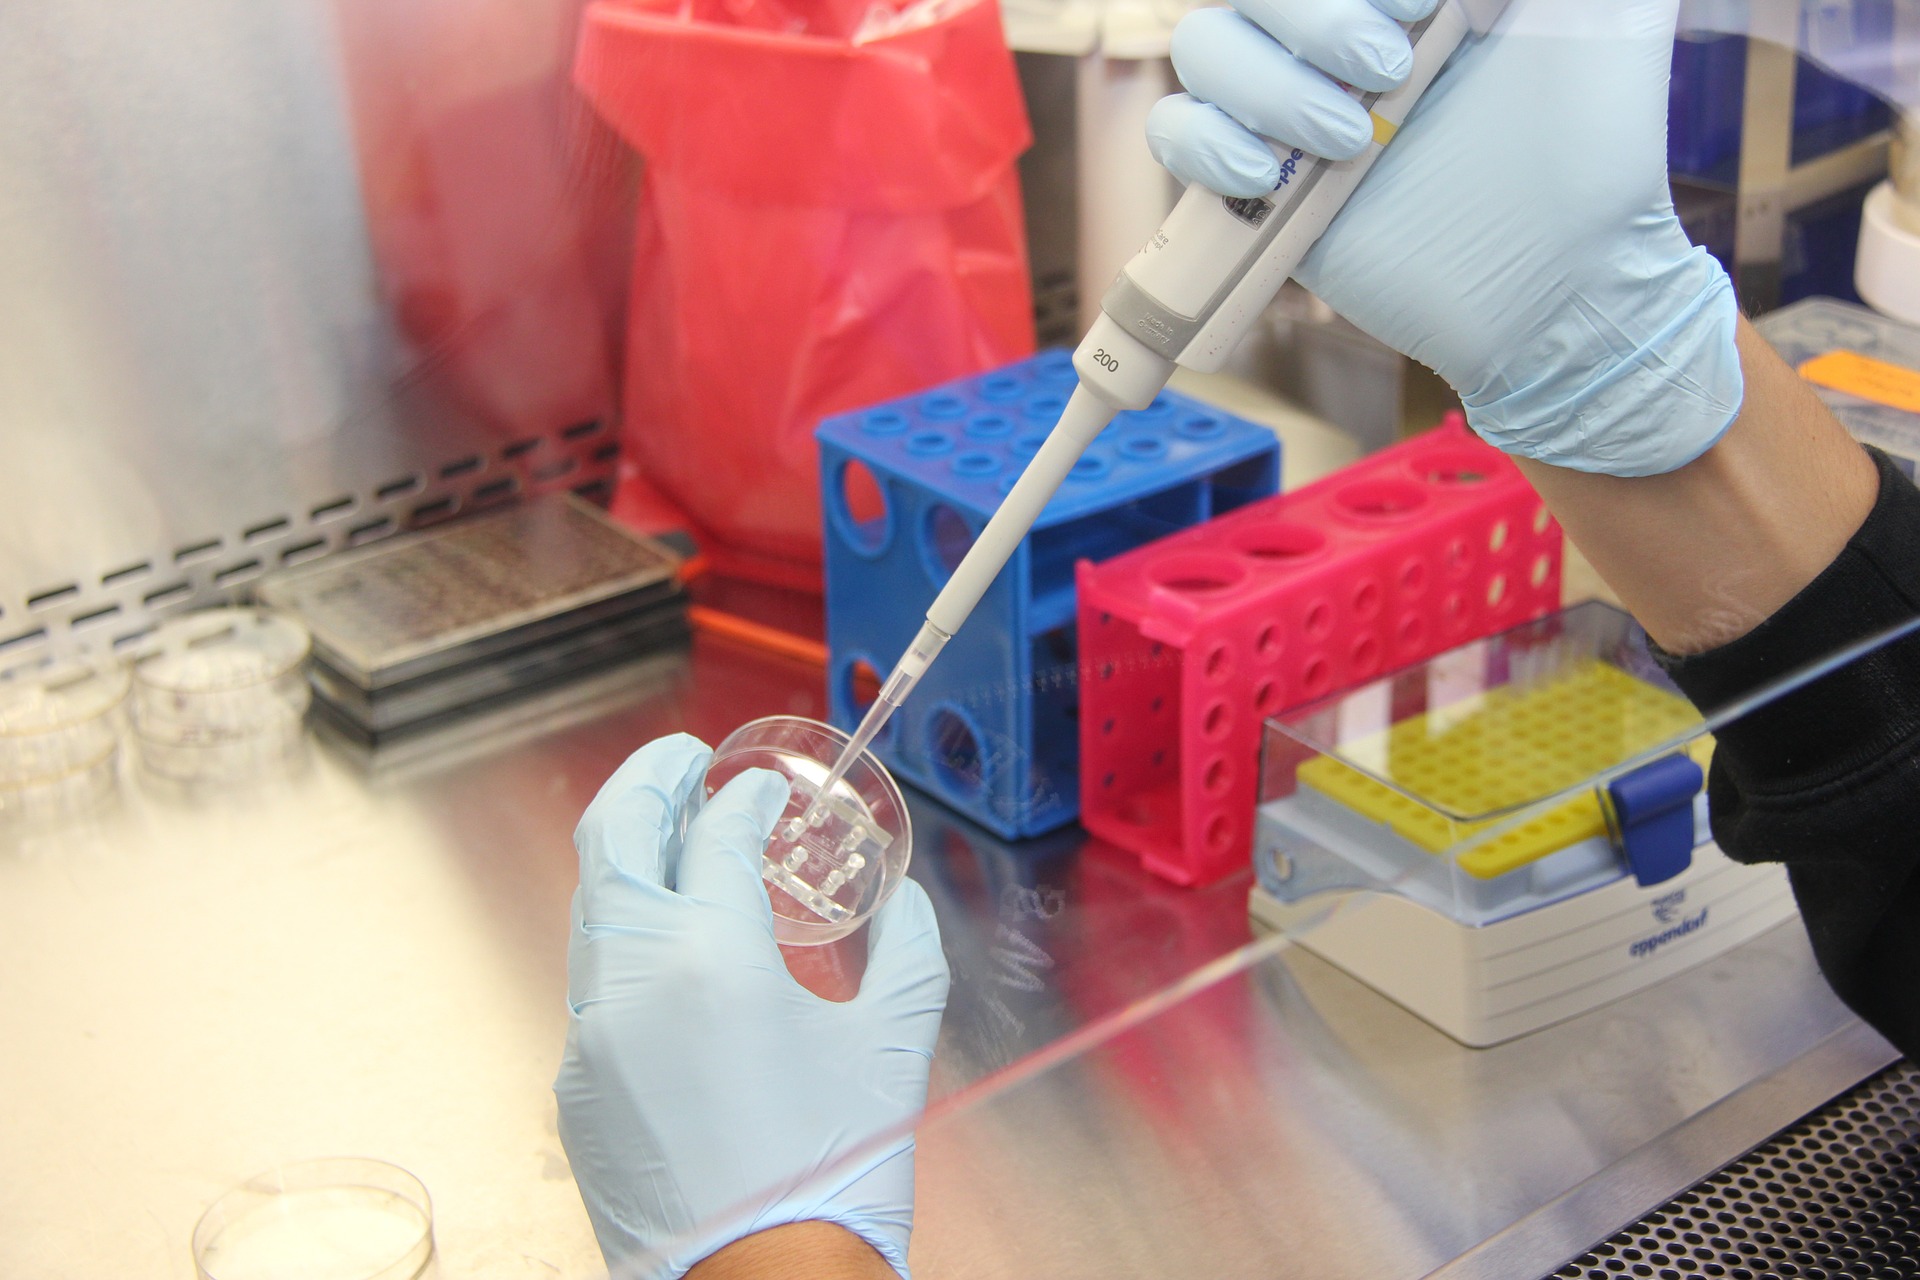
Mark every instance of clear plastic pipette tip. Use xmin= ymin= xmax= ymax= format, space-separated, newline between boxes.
xmin=782 ymin=621 xmax=950 ymax=841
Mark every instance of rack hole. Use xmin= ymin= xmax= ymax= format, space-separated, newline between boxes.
xmin=1487 ymin=574 xmax=1509 ymax=608
xmin=1150 ymin=555 xmax=1247 ymax=595
xmin=1413 ymin=448 xmax=1491 ymax=485
xmin=1303 ymin=601 xmax=1333 ymax=640
xmin=1533 ymin=504 xmax=1552 ymax=534
xmin=1397 ymin=615 xmax=1427 ymax=651
xmin=845 ymin=659 xmax=882 ymax=716
xmin=1254 ymin=680 xmax=1279 ymax=714
xmin=376 ymin=474 xmax=423 ymax=501
xmin=1204 ymin=758 xmax=1231 ymax=795
xmin=102 ymin=561 xmax=152 ymax=587
xmin=1302 ymin=657 xmax=1331 ymax=696
xmin=1203 ymin=702 xmax=1229 ymax=739
xmin=922 ymin=504 xmax=975 ymax=581
xmin=1204 ymin=644 xmax=1232 ymax=682
xmin=1400 ymin=560 xmax=1428 ymax=595
xmin=838 ymin=460 xmax=890 ymax=553
xmin=1351 ymin=635 xmax=1381 ymax=676
xmin=1256 ymin=624 xmax=1281 ymax=661
xmin=1488 ymin=520 xmax=1510 ymax=553
xmin=1234 ymin=523 xmax=1327 ymax=562
xmin=310 ymin=496 xmax=355 ymax=521
xmin=1531 ymin=555 xmax=1552 ymax=589
xmin=561 ymin=419 xmax=603 ymax=441
xmin=1205 ymin=814 xmax=1233 ymax=853
xmin=440 ymin=455 xmax=483 ymax=479
xmin=1335 ymin=478 xmax=1429 ymax=520
xmin=1352 ymin=581 xmax=1382 ymax=620
xmin=502 ymin=438 xmax=541 ymax=459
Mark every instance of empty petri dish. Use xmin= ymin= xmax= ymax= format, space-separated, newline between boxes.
xmin=0 ymin=658 xmax=129 ymax=825
xmin=192 ymin=1157 xmax=433 ymax=1280
xmin=131 ymin=609 xmax=311 ymax=783
xmin=697 ymin=716 xmax=912 ymax=947
xmin=132 ymin=608 xmax=310 ymax=740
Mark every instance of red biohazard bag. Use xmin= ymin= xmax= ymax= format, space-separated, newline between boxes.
xmin=575 ymin=0 xmax=1035 ymax=588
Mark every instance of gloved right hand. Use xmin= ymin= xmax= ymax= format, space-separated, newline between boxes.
xmin=1145 ymin=0 xmax=1744 ymax=478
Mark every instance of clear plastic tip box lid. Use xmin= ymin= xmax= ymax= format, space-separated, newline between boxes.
xmin=1256 ymin=602 xmax=1714 ymax=928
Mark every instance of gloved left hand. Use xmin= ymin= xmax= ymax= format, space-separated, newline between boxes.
xmin=555 ymin=734 xmax=951 ymax=1279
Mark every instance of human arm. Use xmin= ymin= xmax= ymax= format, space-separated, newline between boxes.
xmin=1146 ymin=0 xmax=1920 ymax=1054
xmin=686 ymin=1223 xmax=899 ymax=1280
xmin=1512 ymin=317 xmax=1878 ymax=655
xmin=555 ymin=735 xmax=950 ymax=1280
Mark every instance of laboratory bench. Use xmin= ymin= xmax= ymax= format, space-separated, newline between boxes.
xmin=0 ymin=617 xmax=1904 ymax=1280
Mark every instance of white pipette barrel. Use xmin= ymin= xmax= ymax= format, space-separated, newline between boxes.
xmin=794 ymin=0 xmax=1507 ymax=849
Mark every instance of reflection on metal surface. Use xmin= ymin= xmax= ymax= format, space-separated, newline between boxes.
xmin=0 ymin=634 xmax=1880 ymax=1278
xmin=911 ymin=928 xmax=1868 ymax=1280
xmin=0 ymin=0 xmax=627 ymax=670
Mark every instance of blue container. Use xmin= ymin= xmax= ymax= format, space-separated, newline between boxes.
xmin=818 ymin=350 xmax=1279 ymax=838
xmin=1669 ymin=29 xmax=1893 ymax=179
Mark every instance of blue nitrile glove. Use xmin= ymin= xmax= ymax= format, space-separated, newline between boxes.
xmin=1145 ymin=0 xmax=1743 ymax=477
xmin=554 ymin=734 xmax=950 ymax=1280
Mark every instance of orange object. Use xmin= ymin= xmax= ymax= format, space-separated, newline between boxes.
xmin=689 ymin=605 xmax=829 ymax=667
xmin=1799 ymin=350 xmax=1920 ymax=415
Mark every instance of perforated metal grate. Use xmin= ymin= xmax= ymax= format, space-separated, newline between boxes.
xmin=1554 ymin=1060 xmax=1920 ymax=1279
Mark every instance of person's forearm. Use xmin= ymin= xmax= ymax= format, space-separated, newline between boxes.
xmin=685 ymin=1222 xmax=899 ymax=1280
xmin=1514 ymin=316 xmax=1880 ymax=655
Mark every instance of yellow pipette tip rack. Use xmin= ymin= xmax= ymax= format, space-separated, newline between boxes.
xmin=1297 ymin=661 xmax=1712 ymax=880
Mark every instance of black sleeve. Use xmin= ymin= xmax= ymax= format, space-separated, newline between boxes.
xmin=1658 ymin=448 xmax=1920 ymax=1062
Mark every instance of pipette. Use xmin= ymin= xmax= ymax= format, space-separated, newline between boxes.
xmin=777 ymin=0 xmax=1510 ymax=868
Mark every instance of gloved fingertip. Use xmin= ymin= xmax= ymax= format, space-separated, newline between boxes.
xmin=861 ymin=879 xmax=950 ymax=1002
xmin=715 ymin=766 xmax=792 ymax=831
xmin=1147 ymin=97 xmax=1284 ymax=199
xmin=1372 ymin=0 xmax=1440 ymax=21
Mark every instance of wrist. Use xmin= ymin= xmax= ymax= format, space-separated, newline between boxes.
xmin=1463 ymin=240 xmax=1744 ymax=478
xmin=686 ymin=1221 xmax=900 ymax=1280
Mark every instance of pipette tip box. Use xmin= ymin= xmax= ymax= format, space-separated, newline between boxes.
xmin=1248 ymin=602 xmax=1796 ymax=1047
xmin=818 ymin=349 xmax=1280 ymax=839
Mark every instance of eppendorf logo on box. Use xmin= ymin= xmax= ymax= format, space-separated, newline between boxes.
xmin=1630 ymin=889 xmax=1708 ymax=960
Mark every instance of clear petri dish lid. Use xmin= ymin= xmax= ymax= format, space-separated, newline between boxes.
xmin=0 ymin=658 xmax=130 ymax=736
xmin=699 ymin=715 xmax=913 ymax=947
xmin=192 ymin=1157 xmax=434 ymax=1280
xmin=132 ymin=608 xmax=311 ymax=694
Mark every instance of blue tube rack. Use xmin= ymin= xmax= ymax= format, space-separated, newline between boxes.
xmin=817 ymin=350 xmax=1279 ymax=838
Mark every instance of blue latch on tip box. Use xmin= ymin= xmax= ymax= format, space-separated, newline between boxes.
xmin=1607 ymin=754 xmax=1707 ymax=888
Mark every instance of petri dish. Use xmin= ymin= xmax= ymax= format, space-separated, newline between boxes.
xmin=0 ymin=658 xmax=130 ymax=825
xmin=192 ymin=1157 xmax=434 ymax=1280
xmin=130 ymin=609 xmax=311 ymax=782
xmin=698 ymin=716 xmax=912 ymax=947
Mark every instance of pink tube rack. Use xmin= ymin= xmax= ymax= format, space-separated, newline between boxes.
xmin=1076 ymin=415 xmax=1564 ymax=887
